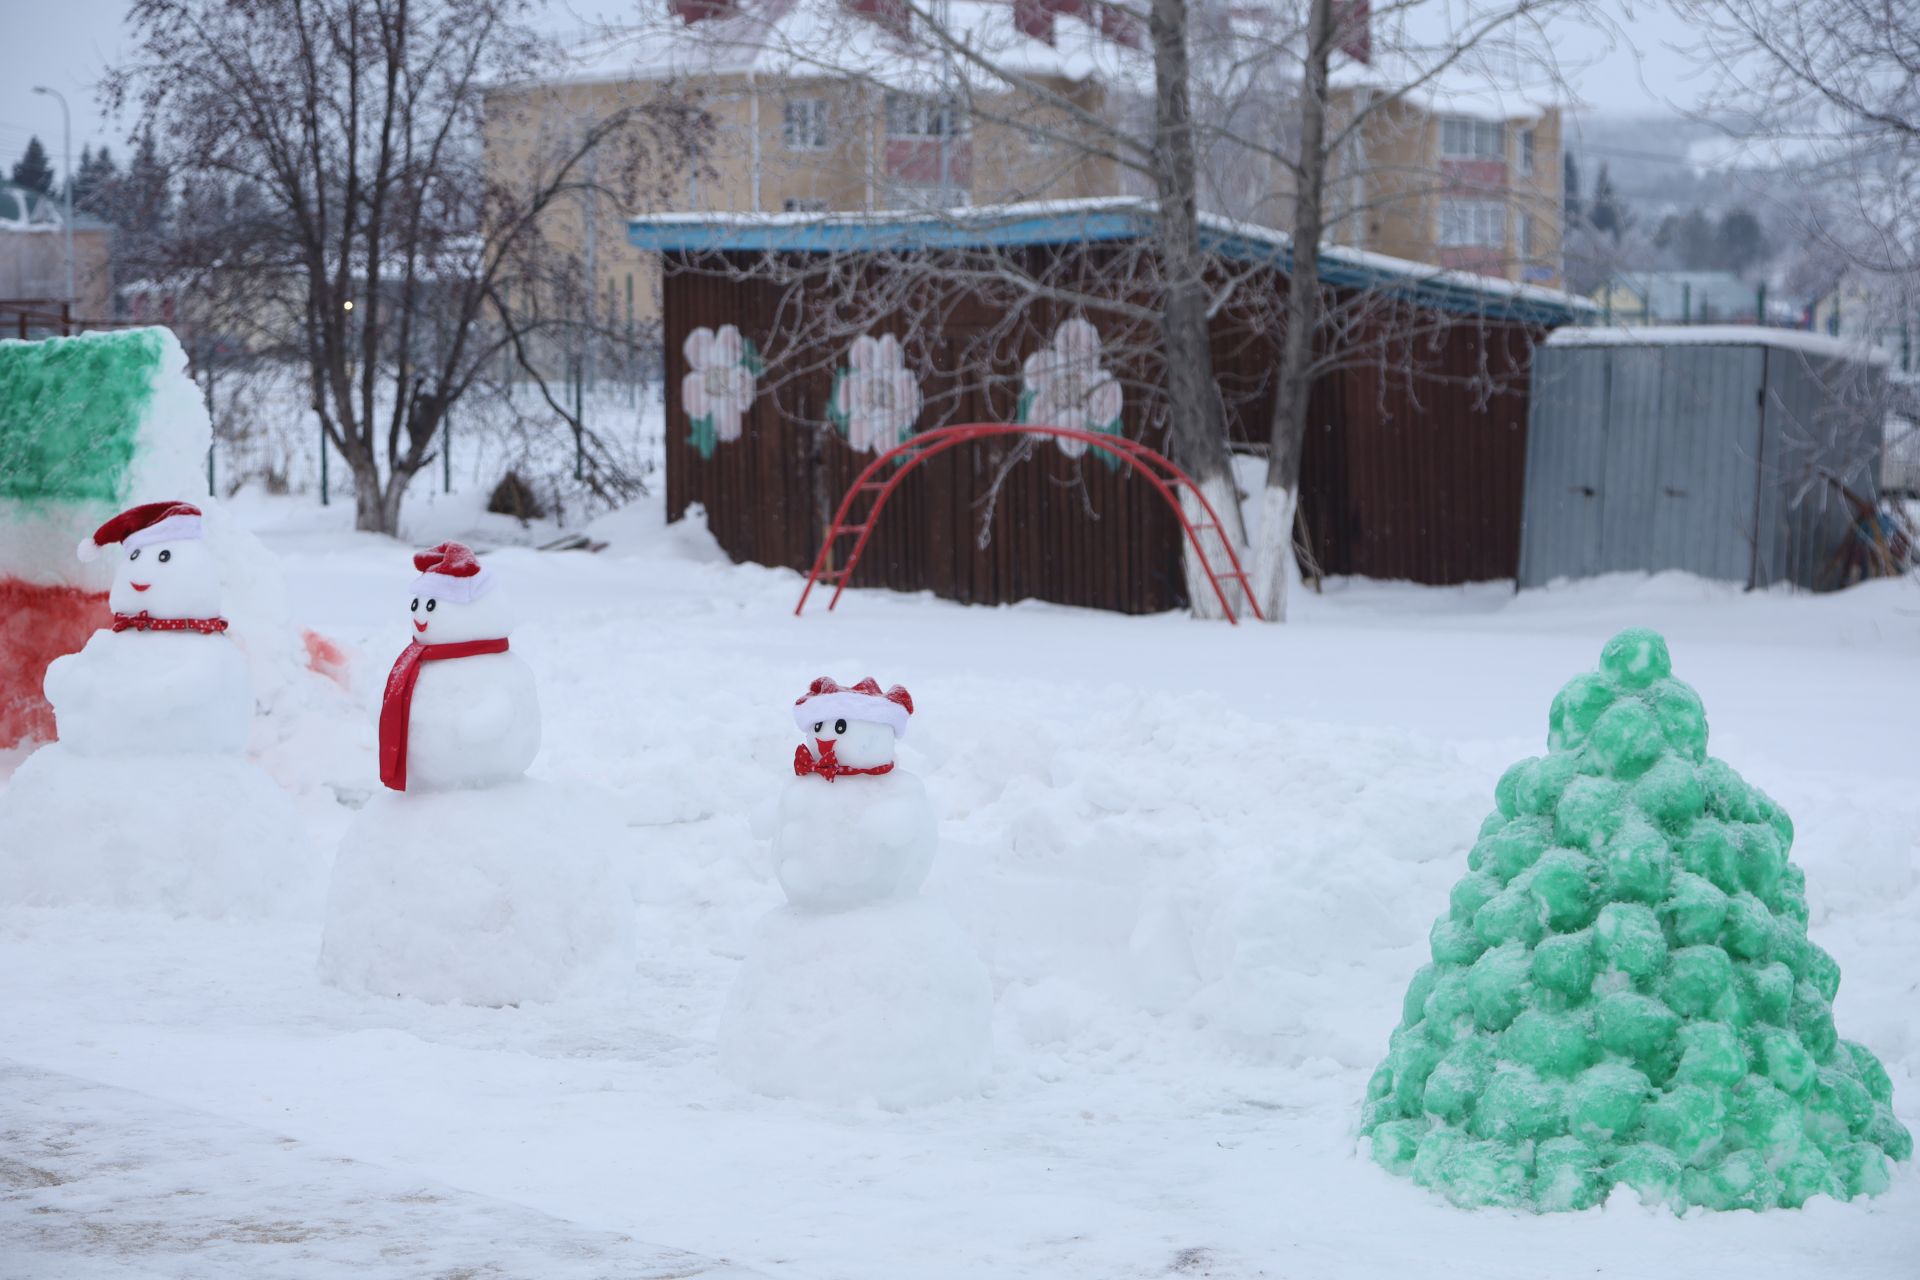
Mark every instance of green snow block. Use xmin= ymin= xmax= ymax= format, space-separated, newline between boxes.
xmin=1505 ymin=1009 xmax=1594 ymax=1079
xmin=1610 ymin=1143 xmax=1686 ymax=1210
xmin=1675 ymin=1023 xmax=1748 ymax=1089
xmin=1568 ymin=1062 xmax=1651 ymax=1144
xmin=1555 ymin=775 xmax=1626 ymax=852
xmin=1687 ymin=1149 xmax=1779 ymax=1211
xmin=0 ymin=328 xmax=165 ymax=503
xmin=1643 ymin=1083 xmax=1727 ymax=1165
xmin=1594 ymin=902 xmax=1667 ymax=979
xmin=1530 ymin=931 xmax=1596 ymax=998
xmin=1534 ymin=1136 xmax=1607 ymax=1211
xmin=1425 ymin=1038 xmax=1495 ymax=1123
xmin=1359 ymin=629 xmax=1910 ymax=1212
xmin=1529 ymin=848 xmax=1599 ymax=931
xmin=1549 ymin=672 xmax=1618 ymax=752
xmin=1665 ymin=873 xmax=1731 ymax=947
xmin=1466 ymin=944 xmax=1532 ymax=1032
xmin=1588 ymin=699 xmax=1665 ymax=781
xmin=1599 ymin=819 xmax=1672 ymax=904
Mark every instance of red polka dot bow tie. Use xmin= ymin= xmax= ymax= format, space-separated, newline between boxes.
xmin=111 ymin=612 xmax=230 ymax=635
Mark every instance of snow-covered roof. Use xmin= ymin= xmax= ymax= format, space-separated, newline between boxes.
xmin=1546 ymin=325 xmax=1891 ymax=365
xmin=548 ymin=0 xmax=1148 ymax=93
xmin=629 ymin=195 xmax=1597 ymax=323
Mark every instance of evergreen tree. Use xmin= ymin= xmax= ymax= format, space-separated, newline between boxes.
xmin=72 ymin=145 xmax=120 ymax=218
xmin=10 ymin=137 xmax=56 ymax=196
xmin=1362 ymin=630 xmax=1911 ymax=1212
xmin=1587 ymin=163 xmax=1625 ymax=242
xmin=1563 ymin=150 xmax=1581 ymax=224
xmin=1716 ymin=210 xmax=1768 ymax=276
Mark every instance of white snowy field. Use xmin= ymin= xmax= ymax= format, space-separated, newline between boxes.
xmin=3 ymin=482 xmax=1918 ymax=1280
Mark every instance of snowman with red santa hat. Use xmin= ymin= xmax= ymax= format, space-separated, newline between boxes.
xmin=0 ymin=500 xmax=320 ymax=916
xmin=720 ymin=677 xmax=992 ymax=1108
xmin=318 ymin=542 xmax=634 ymax=1006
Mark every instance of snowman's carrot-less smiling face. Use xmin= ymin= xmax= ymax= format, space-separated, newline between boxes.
xmin=110 ymin=538 xmax=221 ymax=619
xmin=807 ymin=717 xmax=896 ymax=771
xmin=407 ymin=583 xmax=511 ymax=646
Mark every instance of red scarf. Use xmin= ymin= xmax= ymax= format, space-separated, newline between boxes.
xmin=379 ymin=637 xmax=509 ymax=792
xmin=793 ymin=740 xmax=894 ymax=782
xmin=112 ymin=611 xmax=229 ymax=634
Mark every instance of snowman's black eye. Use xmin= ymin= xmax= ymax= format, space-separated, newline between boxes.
xmin=425 ymin=598 xmax=437 ymax=612
xmin=157 ymin=549 xmax=171 ymax=563
xmin=812 ymin=721 xmax=823 ymax=734
xmin=128 ymin=548 xmax=140 ymax=561
xmin=410 ymin=597 xmax=419 ymax=612
xmin=835 ymin=718 xmax=848 ymax=735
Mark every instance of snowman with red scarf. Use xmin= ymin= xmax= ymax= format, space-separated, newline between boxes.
xmin=0 ymin=501 xmax=320 ymax=917
xmin=720 ymin=677 xmax=991 ymax=1107
xmin=319 ymin=542 xmax=633 ymax=1006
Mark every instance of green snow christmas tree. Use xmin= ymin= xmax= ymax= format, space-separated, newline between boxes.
xmin=1361 ymin=629 xmax=1910 ymax=1212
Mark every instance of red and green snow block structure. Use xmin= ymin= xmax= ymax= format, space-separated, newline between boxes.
xmin=0 ymin=328 xmax=203 ymax=747
xmin=1362 ymin=629 xmax=1910 ymax=1212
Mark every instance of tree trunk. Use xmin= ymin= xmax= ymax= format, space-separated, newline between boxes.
xmin=1251 ymin=0 xmax=1335 ymax=623
xmin=1150 ymin=0 xmax=1249 ymax=620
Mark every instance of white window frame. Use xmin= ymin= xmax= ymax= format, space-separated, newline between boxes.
xmin=783 ymin=98 xmax=830 ymax=152
xmin=1439 ymin=116 xmax=1506 ymax=161
xmin=885 ymin=92 xmax=963 ymax=140
xmin=1437 ymin=199 xmax=1508 ymax=248
xmin=1518 ymin=128 xmax=1536 ymax=176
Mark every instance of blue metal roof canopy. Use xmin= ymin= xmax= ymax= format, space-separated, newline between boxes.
xmin=628 ymin=198 xmax=1596 ymax=328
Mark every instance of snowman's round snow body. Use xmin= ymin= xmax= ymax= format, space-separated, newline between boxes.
xmin=317 ymin=542 xmax=634 ymax=1007
xmin=720 ymin=678 xmax=992 ymax=1108
xmin=0 ymin=501 xmax=321 ymax=917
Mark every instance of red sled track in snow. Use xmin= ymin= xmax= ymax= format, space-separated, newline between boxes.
xmin=795 ymin=423 xmax=1264 ymax=624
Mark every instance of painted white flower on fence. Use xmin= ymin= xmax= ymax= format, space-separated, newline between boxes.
xmin=682 ymin=324 xmax=760 ymax=459
xmin=829 ymin=334 xmax=923 ymax=453
xmin=1018 ymin=318 xmax=1125 ymax=465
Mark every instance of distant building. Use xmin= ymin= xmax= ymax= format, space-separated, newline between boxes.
xmin=0 ymin=180 xmax=113 ymax=318
xmin=1593 ymin=271 xmax=1763 ymax=327
xmin=1324 ymin=82 xmax=1565 ymax=289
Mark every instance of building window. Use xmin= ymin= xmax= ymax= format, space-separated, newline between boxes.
xmin=886 ymin=93 xmax=962 ymax=139
xmin=783 ymin=98 xmax=829 ymax=151
xmin=1439 ymin=117 xmax=1505 ymax=160
xmin=1519 ymin=214 xmax=1534 ymax=257
xmin=1519 ymin=128 xmax=1536 ymax=175
xmin=1438 ymin=200 xmax=1507 ymax=248
xmin=783 ymin=197 xmax=829 ymax=213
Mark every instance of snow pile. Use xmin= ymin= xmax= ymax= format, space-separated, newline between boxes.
xmin=1360 ymin=629 xmax=1912 ymax=1211
xmin=318 ymin=783 xmax=635 ymax=1006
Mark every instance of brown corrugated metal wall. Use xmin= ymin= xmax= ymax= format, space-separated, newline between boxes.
xmin=664 ymin=247 xmax=1545 ymax=612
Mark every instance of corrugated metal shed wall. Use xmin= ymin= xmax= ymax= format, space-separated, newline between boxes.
xmin=1521 ymin=341 xmax=1884 ymax=591
xmin=666 ymin=248 xmax=1548 ymax=612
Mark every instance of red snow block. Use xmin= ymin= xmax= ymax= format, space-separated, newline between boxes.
xmin=303 ymin=629 xmax=351 ymax=690
xmin=0 ymin=579 xmax=110 ymax=747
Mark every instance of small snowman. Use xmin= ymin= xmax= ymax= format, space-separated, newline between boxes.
xmin=0 ymin=500 xmax=319 ymax=917
xmin=376 ymin=541 xmax=540 ymax=793
xmin=319 ymin=543 xmax=633 ymax=1006
xmin=720 ymin=678 xmax=992 ymax=1107
xmin=47 ymin=500 xmax=252 ymax=755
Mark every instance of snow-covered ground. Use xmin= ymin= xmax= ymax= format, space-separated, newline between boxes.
xmin=3 ymin=478 xmax=1918 ymax=1279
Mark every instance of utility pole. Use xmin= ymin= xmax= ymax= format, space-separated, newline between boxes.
xmin=31 ymin=86 xmax=74 ymax=305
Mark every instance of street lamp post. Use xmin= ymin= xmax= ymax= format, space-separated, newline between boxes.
xmin=30 ymin=86 xmax=75 ymax=309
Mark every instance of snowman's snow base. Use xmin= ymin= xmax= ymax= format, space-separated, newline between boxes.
xmin=0 ymin=747 xmax=321 ymax=918
xmin=721 ymin=897 xmax=992 ymax=1108
xmin=45 ymin=629 xmax=253 ymax=757
xmin=318 ymin=780 xmax=635 ymax=1006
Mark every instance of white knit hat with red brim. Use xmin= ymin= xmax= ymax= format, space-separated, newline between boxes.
xmin=793 ymin=677 xmax=915 ymax=738
xmin=77 ymin=500 xmax=205 ymax=562
xmin=411 ymin=541 xmax=496 ymax=604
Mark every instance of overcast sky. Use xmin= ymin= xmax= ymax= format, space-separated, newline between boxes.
xmin=0 ymin=0 xmax=1716 ymax=185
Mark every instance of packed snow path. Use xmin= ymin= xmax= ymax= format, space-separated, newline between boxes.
xmin=2 ymin=492 xmax=1916 ymax=1279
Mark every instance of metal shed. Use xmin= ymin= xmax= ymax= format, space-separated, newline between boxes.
xmin=1519 ymin=327 xmax=1888 ymax=591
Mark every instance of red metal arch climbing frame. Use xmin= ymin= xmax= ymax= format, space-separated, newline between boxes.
xmin=794 ymin=423 xmax=1265 ymax=623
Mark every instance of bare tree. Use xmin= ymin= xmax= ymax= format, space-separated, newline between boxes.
xmin=111 ymin=0 xmax=705 ymax=533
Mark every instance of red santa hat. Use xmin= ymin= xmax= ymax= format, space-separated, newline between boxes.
xmin=77 ymin=500 xmax=204 ymax=563
xmin=411 ymin=541 xmax=495 ymax=604
xmin=792 ymin=677 xmax=915 ymax=738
